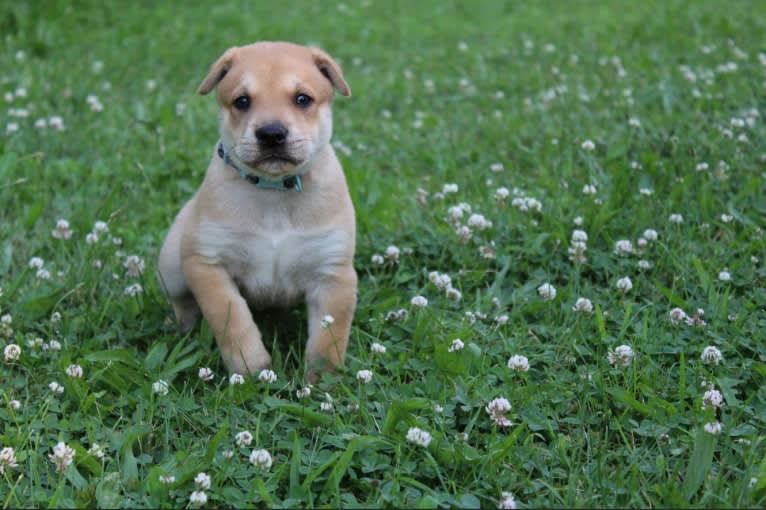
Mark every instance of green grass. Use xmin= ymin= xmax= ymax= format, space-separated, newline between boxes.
xmin=2 ymin=0 xmax=766 ymax=507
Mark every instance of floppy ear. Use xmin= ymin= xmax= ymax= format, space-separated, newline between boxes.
xmin=197 ymin=47 xmax=239 ymax=95
xmin=312 ymin=48 xmax=351 ymax=97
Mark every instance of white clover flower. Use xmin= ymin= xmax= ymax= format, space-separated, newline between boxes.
xmin=507 ymin=355 xmax=530 ymax=372
xmin=85 ymin=232 xmax=99 ymax=244
xmin=513 ymin=196 xmax=542 ymax=212
xmin=467 ymin=213 xmax=492 ymax=230
xmin=498 ymin=492 xmax=518 ymax=510
xmin=411 ymin=295 xmax=428 ymax=308
xmin=571 ymin=229 xmax=588 ymax=243
xmin=124 ymin=283 xmax=143 ymax=296
xmin=703 ymin=421 xmax=722 ymax=435
xmin=5 ymin=122 xmax=19 ymax=134
xmin=159 ymin=473 xmax=175 ymax=484
xmin=52 ymin=219 xmax=73 ymax=240
xmin=442 ymin=183 xmax=459 ymax=194
xmin=700 ymin=346 xmax=723 ymax=365
xmin=65 ymin=364 xmax=83 ymax=378
xmin=495 ymin=314 xmax=509 ymax=326
xmin=320 ymin=401 xmax=334 ymax=412
xmin=428 ymin=271 xmax=452 ymax=289
xmin=36 ymin=268 xmax=52 ymax=280
xmin=249 ymin=449 xmax=273 ymax=470
xmin=608 ymin=345 xmax=634 ymax=367
xmin=702 ymin=388 xmax=723 ymax=409
xmin=0 ymin=314 xmax=10 ymax=325
xmin=356 ymin=369 xmax=373 ymax=384
xmin=4 ymin=343 xmax=21 ymax=362
xmin=637 ymin=259 xmax=653 ymax=270
xmin=718 ymin=270 xmax=731 ymax=282
xmin=28 ymin=256 xmax=45 ymax=269
xmin=687 ymin=309 xmax=707 ymax=327
xmin=669 ymin=307 xmax=687 ymax=325
xmin=485 ymin=397 xmax=512 ymax=427
xmin=51 ymin=311 xmax=62 ymax=323
xmin=88 ymin=443 xmax=106 ymax=459
xmin=235 ymin=431 xmax=253 ymax=447
xmin=628 ymin=117 xmax=641 ymax=127
xmin=573 ymin=216 xmax=584 ymax=226
xmin=9 ymin=400 xmax=21 ymax=410
xmin=581 ymin=139 xmax=595 ymax=151
xmin=614 ymin=239 xmax=634 ymax=255
xmin=49 ymin=339 xmax=62 ymax=351
xmin=258 ymin=369 xmax=277 ymax=384
xmin=49 ymin=441 xmax=75 ymax=472
xmin=229 ymin=373 xmax=245 ymax=385
xmin=582 ymin=184 xmax=597 ymax=195
xmin=445 ymin=286 xmax=462 ymax=301
xmin=455 ymin=225 xmax=473 ymax=242
xmin=152 ymin=380 xmax=169 ymax=396
xmin=384 ymin=308 xmax=408 ymax=322
xmin=198 ymin=367 xmax=215 ymax=381
xmin=48 ymin=116 xmax=64 ymax=130
xmin=448 ymin=339 xmax=465 ymax=352
xmin=371 ymin=254 xmax=384 ymax=265
xmin=320 ymin=315 xmax=335 ymax=329
xmin=572 ymin=297 xmax=594 ymax=313
xmin=495 ymin=187 xmax=510 ymax=200
xmin=0 ymin=447 xmax=19 ymax=474
xmin=669 ymin=213 xmax=683 ymax=224
xmin=189 ymin=491 xmax=208 ymax=506
xmin=194 ymin=472 xmax=211 ymax=489
xmin=405 ymin=427 xmax=432 ymax=447
xmin=296 ymin=386 xmax=312 ymax=399
xmin=537 ymin=283 xmax=557 ymax=301
xmin=490 ymin=163 xmax=504 ymax=172
xmin=384 ymin=245 xmax=401 ymax=263
xmin=93 ymin=220 xmax=108 ymax=233
xmin=222 ymin=449 xmax=234 ymax=459
xmin=49 ymin=381 xmax=64 ymax=394
xmin=124 ymin=255 xmax=145 ymax=277
xmin=616 ymin=276 xmax=633 ymax=293
xmin=370 ymin=342 xmax=386 ymax=354
xmin=643 ymin=229 xmax=659 ymax=241
xmin=720 ymin=214 xmax=733 ymax=223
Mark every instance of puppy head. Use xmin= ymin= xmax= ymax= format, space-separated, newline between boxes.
xmin=198 ymin=42 xmax=350 ymax=177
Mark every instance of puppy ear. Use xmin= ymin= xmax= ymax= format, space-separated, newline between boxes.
xmin=197 ymin=47 xmax=239 ymax=95
xmin=312 ymin=48 xmax=351 ymax=97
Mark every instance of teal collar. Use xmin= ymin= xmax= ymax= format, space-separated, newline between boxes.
xmin=217 ymin=142 xmax=303 ymax=192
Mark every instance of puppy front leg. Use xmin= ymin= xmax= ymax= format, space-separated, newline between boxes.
xmin=183 ymin=256 xmax=271 ymax=375
xmin=305 ymin=266 xmax=358 ymax=379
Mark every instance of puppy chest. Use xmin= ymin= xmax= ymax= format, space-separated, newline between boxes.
xmin=198 ymin=224 xmax=350 ymax=301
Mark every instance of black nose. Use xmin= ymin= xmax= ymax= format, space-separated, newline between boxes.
xmin=255 ymin=122 xmax=288 ymax=146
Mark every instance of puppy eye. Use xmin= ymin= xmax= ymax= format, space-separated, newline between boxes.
xmin=233 ymin=96 xmax=250 ymax=111
xmin=294 ymin=94 xmax=313 ymax=108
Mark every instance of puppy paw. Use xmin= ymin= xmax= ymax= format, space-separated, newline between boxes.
xmin=222 ymin=338 xmax=272 ymax=376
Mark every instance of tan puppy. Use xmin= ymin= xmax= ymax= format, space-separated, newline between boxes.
xmin=158 ymin=41 xmax=357 ymax=379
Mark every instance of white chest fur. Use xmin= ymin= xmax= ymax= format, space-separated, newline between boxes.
xmin=196 ymin=220 xmax=351 ymax=307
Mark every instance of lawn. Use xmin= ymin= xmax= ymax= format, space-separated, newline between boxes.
xmin=1 ymin=0 xmax=765 ymax=507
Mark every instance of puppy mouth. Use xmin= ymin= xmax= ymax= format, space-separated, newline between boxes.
xmin=253 ymin=153 xmax=300 ymax=165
